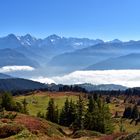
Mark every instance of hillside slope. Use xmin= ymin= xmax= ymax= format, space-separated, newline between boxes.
xmin=0 ymin=111 xmax=104 ymax=140
xmin=86 ymin=53 xmax=140 ymax=70
xmin=0 ymin=73 xmax=12 ymax=79
xmin=0 ymin=78 xmax=47 ymax=92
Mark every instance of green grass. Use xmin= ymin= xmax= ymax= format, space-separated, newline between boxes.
xmin=14 ymin=92 xmax=140 ymax=134
xmin=14 ymin=92 xmax=78 ymax=116
xmin=113 ymin=118 xmax=140 ymax=133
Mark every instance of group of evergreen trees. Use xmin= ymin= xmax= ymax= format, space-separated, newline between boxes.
xmin=44 ymin=95 xmax=114 ymax=134
xmin=0 ymin=92 xmax=28 ymax=114
xmin=123 ymin=105 xmax=139 ymax=120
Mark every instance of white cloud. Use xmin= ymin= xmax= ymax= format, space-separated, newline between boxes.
xmin=32 ymin=70 xmax=140 ymax=87
xmin=0 ymin=65 xmax=35 ymax=73
xmin=31 ymin=76 xmax=55 ymax=84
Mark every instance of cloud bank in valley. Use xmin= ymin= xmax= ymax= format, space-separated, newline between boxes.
xmin=0 ymin=66 xmax=35 ymax=73
xmin=31 ymin=77 xmax=55 ymax=84
xmin=32 ymin=70 xmax=140 ymax=87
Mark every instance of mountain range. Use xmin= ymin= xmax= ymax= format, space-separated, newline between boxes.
xmin=0 ymin=34 xmax=140 ymax=77
xmin=77 ymin=83 xmax=127 ymax=91
xmin=86 ymin=53 xmax=140 ymax=70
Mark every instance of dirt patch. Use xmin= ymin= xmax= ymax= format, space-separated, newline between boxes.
xmin=99 ymin=133 xmax=127 ymax=140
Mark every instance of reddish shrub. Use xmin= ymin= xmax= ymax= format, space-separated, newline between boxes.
xmin=0 ymin=124 xmax=23 ymax=138
xmin=14 ymin=114 xmax=48 ymax=134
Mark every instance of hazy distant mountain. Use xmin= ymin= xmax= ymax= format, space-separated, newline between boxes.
xmin=1 ymin=34 xmax=140 ymax=76
xmin=77 ymin=83 xmax=127 ymax=91
xmin=47 ymin=43 xmax=123 ymax=71
xmin=0 ymin=34 xmax=104 ymax=50
xmin=109 ymin=39 xmax=122 ymax=43
xmin=0 ymin=34 xmax=105 ymax=67
xmin=0 ymin=34 xmax=23 ymax=49
xmin=86 ymin=53 xmax=140 ymax=70
xmin=48 ymin=41 xmax=140 ymax=74
xmin=18 ymin=34 xmax=37 ymax=47
xmin=0 ymin=48 xmax=39 ymax=67
xmin=0 ymin=78 xmax=47 ymax=92
xmin=38 ymin=34 xmax=104 ymax=50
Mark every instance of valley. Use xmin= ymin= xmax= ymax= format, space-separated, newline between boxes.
xmin=1 ymin=0 xmax=140 ymax=139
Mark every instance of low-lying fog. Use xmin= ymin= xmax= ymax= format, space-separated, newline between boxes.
xmin=32 ymin=70 xmax=140 ymax=87
xmin=1 ymin=66 xmax=140 ymax=87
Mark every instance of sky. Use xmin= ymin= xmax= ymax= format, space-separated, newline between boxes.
xmin=0 ymin=0 xmax=140 ymax=41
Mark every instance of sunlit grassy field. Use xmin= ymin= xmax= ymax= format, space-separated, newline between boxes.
xmin=14 ymin=91 xmax=79 ymax=116
xmin=113 ymin=118 xmax=140 ymax=133
xmin=14 ymin=91 xmax=140 ymax=134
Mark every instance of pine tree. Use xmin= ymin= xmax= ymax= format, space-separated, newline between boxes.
xmin=69 ymin=99 xmax=76 ymax=125
xmin=123 ymin=106 xmax=132 ymax=119
xmin=59 ymin=98 xmax=70 ymax=126
xmin=1 ymin=92 xmax=15 ymax=111
xmin=85 ymin=96 xmax=114 ymax=134
xmin=22 ymin=98 xmax=28 ymax=114
xmin=54 ymin=106 xmax=59 ymax=123
xmin=101 ymin=103 xmax=114 ymax=134
xmin=46 ymin=98 xmax=56 ymax=122
xmin=72 ymin=95 xmax=85 ymax=131
xmin=84 ymin=95 xmax=94 ymax=129
xmin=88 ymin=96 xmax=94 ymax=112
xmin=59 ymin=98 xmax=76 ymax=126
xmin=131 ymin=105 xmax=139 ymax=119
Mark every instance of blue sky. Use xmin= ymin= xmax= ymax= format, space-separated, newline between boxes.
xmin=0 ymin=0 xmax=140 ymax=41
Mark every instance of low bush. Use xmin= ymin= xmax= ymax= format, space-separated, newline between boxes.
xmin=0 ymin=124 xmax=23 ymax=138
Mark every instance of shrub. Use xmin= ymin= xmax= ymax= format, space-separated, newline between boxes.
xmin=0 ymin=124 xmax=23 ymax=138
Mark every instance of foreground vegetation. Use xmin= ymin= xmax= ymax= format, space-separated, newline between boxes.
xmin=0 ymin=91 xmax=140 ymax=139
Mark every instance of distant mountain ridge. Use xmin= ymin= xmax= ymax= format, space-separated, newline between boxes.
xmin=48 ymin=41 xmax=140 ymax=74
xmin=77 ymin=83 xmax=127 ymax=91
xmin=86 ymin=53 xmax=140 ymax=70
xmin=0 ymin=48 xmax=39 ymax=67
xmin=0 ymin=34 xmax=105 ymax=73
xmin=1 ymin=34 xmax=140 ymax=76
xmin=0 ymin=77 xmax=127 ymax=92
xmin=0 ymin=34 xmax=104 ymax=49
xmin=0 ymin=78 xmax=47 ymax=92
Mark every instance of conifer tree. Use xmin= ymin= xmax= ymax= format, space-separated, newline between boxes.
xmin=59 ymin=98 xmax=70 ymax=126
xmin=131 ymin=105 xmax=139 ymax=119
xmin=46 ymin=98 xmax=56 ymax=122
xmin=54 ymin=106 xmax=59 ymax=123
xmin=84 ymin=95 xmax=94 ymax=129
xmin=123 ymin=106 xmax=132 ymax=119
xmin=72 ymin=95 xmax=85 ymax=131
xmin=59 ymin=98 xmax=76 ymax=126
xmin=22 ymin=98 xmax=28 ymax=114
xmin=85 ymin=96 xmax=114 ymax=134
xmin=68 ymin=99 xmax=76 ymax=125
xmin=1 ymin=92 xmax=14 ymax=111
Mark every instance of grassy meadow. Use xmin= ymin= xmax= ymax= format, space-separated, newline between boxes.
xmin=14 ymin=91 xmax=140 ymax=134
xmin=14 ymin=91 xmax=79 ymax=116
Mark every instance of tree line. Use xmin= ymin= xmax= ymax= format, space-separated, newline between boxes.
xmin=0 ymin=92 xmax=28 ymax=114
xmin=123 ymin=104 xmax=140 ymax=125
xmin=37 ymin=95 xmax=114 ymax=134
